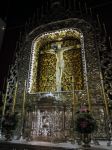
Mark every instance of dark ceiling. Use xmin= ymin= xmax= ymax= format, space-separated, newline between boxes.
xmin=0 ymin=0 xmax=112 ymax=27
xmin=0 ymin=0 xmax=112 ymax=90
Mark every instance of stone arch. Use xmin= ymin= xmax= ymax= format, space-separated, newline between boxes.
xmin=17 ymin=18 xmax=100 ymax=107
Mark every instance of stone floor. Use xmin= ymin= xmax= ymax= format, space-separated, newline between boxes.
xmin=8 ymin=140 xmax=112 ymax=150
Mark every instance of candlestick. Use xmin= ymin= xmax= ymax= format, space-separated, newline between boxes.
xmin=85 ymin=3 xmax=88 ymax=14
xmin=103 ymin=23 xmax=107 ymax=35
xmin=109 ymin=36 xmax=112 ymax=49
xmin=22 ymin=80 xmax=26 ymax=116
xmin=100 ymin=72 xmax=109 ymax=116
xmin=72 ymin=76 xmax=74 ymax=104
xmin=79 ymin=2 xmax=82 ymax=17
xmin=72 ymin=76 xmax=77 ymax=112
xmin=97 ymin=14 xmax=101 ymax=27
xmin=12 ymin=81 xmax=18 ymax=113
xmin=20 ymin=80 xmax=27 ymax=140
xmin=2 ymin=81 xmax=9 ymax=117
xmin=89 ymin=8 xmax=92 ymax=17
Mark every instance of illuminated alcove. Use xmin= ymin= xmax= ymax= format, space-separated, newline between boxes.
xmin=28 ymin=28 xmax=85 ymax=94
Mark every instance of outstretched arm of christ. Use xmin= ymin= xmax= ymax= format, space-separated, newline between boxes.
xmin=45 ymin=45 xmax=75 ymax=54
xmin=62 ymin=45 xmax=75 ymax=52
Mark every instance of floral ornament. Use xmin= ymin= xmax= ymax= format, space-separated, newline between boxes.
xmin=74 ymin=108 xmax=97 ymax=134
xmin=2 ymin=111 xmax=18 ymax=131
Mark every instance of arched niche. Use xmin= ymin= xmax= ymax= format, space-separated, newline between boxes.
xmin=28 ymin=28 xmax=85 ymax=94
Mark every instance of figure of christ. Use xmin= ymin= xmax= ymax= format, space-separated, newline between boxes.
xmin=44 ymin=42 xmax=74 ymax=92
